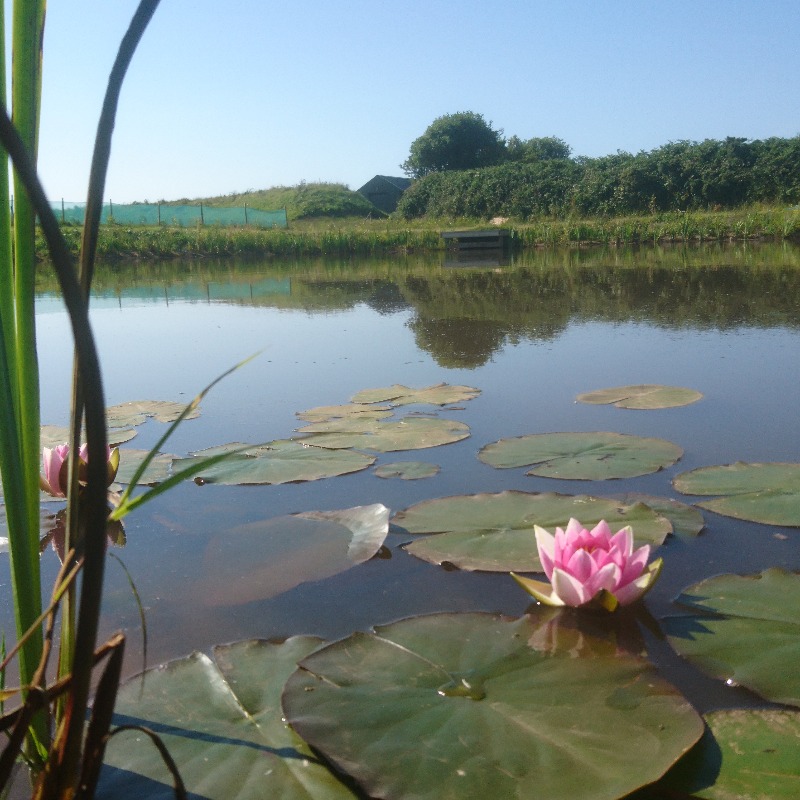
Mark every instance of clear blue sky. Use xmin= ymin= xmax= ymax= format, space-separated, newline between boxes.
xmin=22 ymin=0 xmax=800 ymax=203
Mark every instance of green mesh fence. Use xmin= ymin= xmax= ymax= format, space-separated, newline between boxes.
xmin=49 ymin=201 xmax=288 ymax=228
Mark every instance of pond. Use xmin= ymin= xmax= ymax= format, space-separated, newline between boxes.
xmin=5 ymin=241 xmax=800 ymax=796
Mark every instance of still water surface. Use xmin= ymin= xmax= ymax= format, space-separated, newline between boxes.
xmin=11 ymin=242 xmax=800 ymax=711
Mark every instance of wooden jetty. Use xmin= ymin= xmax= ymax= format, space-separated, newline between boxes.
xmin=440 ymin=229 xmax=511 ymax=250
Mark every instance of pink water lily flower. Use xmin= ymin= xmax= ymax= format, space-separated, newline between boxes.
xmin=40 ymin=443 xmax=120 ymax=497
xmin=41 ymin=444 xmax=71 ymax=497
xmin=512 ymin=518 xmax=662 ymax=611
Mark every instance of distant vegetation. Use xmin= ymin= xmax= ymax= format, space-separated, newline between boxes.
xmin=167 ymin=181 xmax=379 ymax=221
xmin=398 ymin=112 xmax=800 ymax=220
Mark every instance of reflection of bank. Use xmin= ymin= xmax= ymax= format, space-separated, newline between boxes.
xmin=441 ymin=228 xmax=511 ymax=268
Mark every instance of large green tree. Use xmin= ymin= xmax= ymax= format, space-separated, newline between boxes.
xmin=401 ymin=111 xmax=505 ymax=177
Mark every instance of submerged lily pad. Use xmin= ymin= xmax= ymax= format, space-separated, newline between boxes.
xmin=394 ymin=491 xmax=672 ymax=572
xmin=576 ymin=384 xmax=703 ymax=409
xmin=173 ymin=441 xmax=375 ymax=485
xmin=673 ymin=462 xmax=800 ymax=526
xmin=114 ymin=450 xmax=176 ymax=486
xmin=296 ymin=403 xmax=393 ymax=423
xmin=612 ymin=493 xmax=705 ymax=539
xmin=479 ymin=431 xmax=683 ymax=480
xmin=351 ymin=383 xmax=480 ymax=407
xmin=295 ymin=416 xmax=470 ymax=453
xmin=661 ymin=708 xmax=800 ymax=800
xmin=194 ymin=504 xmax=389 ymax=606
xmin=98 ymin=637 xmax=357 ymax=799
xmin=282 ymin=611 xmax=703 ymax=800
xmin=105 ymin=399 xmax=200 ymax=427
xmin=374 ymin=461 xmax=440 ymax=480
xmin=664 ymin=569 xmax=800 ymax=707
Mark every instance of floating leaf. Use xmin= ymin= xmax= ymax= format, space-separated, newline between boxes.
xmin=612 ymin=493 xmax=705 ymax=538
xmin=351 ymin=382 xmax=480 ymax=406
xmin=41 ymin=424 xmax=137 ymax=448
xmin=576 ymin=384 xmax=703 ymax=409
xmin=664 ymin=569 xmax=800 ymax=707
xmin=105 ymin=399 xmax=200 ymax=427
xmin=282 ymin=612 xmax=703 ymax=800
xmin=673 ymin=462 xmax=800 ymax=526
xmin=194 ymin=504 xmax=389 ymax=606
xmin=173 ymin=441 xmax=375 ymax=485
xmin=98 ymin=637 xmax=357 ymax=799
xmin=394 ymin=491 xmax=672 ymax=572
xmin=479 ymin=431 xmax=683 ymax=480
xmin=115 ymin=449 xmax=176 ymax=486
xmin=661 ymin=708 xmax=800 ymax=800
xmin=374 ymin=461 xmax=440 ymax=480
xmin=295 ymin=416 xmax=470 ymax=453
xmin=296 ymin=403 xmax=393 ymax=423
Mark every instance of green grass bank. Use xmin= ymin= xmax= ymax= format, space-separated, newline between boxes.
xmin=38 ymin=205 xmax=800 ymax=261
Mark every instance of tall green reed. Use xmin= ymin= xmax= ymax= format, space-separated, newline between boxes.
xmin=0 ymin=0 xmax=48 ymax=755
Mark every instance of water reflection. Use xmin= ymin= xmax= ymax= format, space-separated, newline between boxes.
xmin=36 ymin=242 xmax=800 ymax=372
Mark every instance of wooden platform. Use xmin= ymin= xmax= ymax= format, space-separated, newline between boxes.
xmin=441 ymin=229 xmax=510 ymax=250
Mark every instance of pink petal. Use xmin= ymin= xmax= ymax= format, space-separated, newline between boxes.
xmin=552 ymin=567 xmax=591 ymax=607
xmin=614 ymin=559 xmax=663 ymax=605
xmin=564 ymin=518 xmax=585 ymax=538
xmin=566 ymin=548 xmax=596 ymax=583
xmin=534 ymin=526 xmax=556 ymax=580
xmin=42 ymin=444 xmax=69 ymax=496
xmin=585 ymin=562 xmax=621 ymax=597
xmin=590 ymin=519 xmax=613 ymax=544
xmin=619 ymin=544 xmax=650 ymax=585
xmin=610 ymin=525 xmax=634 ymax=556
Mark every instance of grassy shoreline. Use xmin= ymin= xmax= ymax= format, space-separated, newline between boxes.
xmin=38 ymin=205 xmax=800 ymax=261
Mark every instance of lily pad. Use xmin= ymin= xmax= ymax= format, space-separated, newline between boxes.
xmin=98 ymin=637 xmax=357 ymax=799
xmin=296 ymin=403 xmax=393 ymax=423
xmin=394 ymin=491 xmax=672 ymax=572
xmin=351 ymin=382 xmax=480 ymax=406
xmin=661 ymin=708 xmax=800 ymax=800
xmin=173 ymin=441 xmax=375 ymax=485
xmin=105 ymin=399 xmax=200 ymax=427
xmin=612 ymin=493 xmax=705 ymax=539
xmin=374 ymin=461 xmax=440 ymax=480
xmin=664 ymin=569 xmax=800 ymax=707
xmin=41 ymin=424 xmax=137 ymax=449
xmin=115 ymin=450 xmax=176 ymax=486
xmin=673 ymin=462 xmax=800 ymax=526
xmin=479 ymin=431 xmax=683 ymax=480
xmin=295 ymin=416 xmax=470 ymax=453
xmin=282 ymin=611 xmax=703 ymax=800
xmin=576 ymin=384 xmax=703 ymax=409
xmin=194 ymin=504 xmax=389 ymax=606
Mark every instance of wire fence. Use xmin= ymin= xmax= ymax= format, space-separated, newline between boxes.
xmin=44 ymin=200 xmax=288 ymax=228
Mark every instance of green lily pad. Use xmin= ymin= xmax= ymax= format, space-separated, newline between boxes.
xmin=664 ymin=569 xmax=800 ymax=707
xmin=193 ymin=504 xmax=389 ymax=606
xmin=479 ymin=431 xmax=683 ymax=480
xmin=295 ymin=416 xmax=470 ymax=453
xmin=374 ymin=461 xmax=440 ymax=480
xmin=673 ymin=462 xmax=800 ymax=526
xmin=41 ymin=424 xmax=137 ymax=448
xmin=612 ymin=493 xmax=705 ymax=539
xmin=105 ymin=399 xmax=200 ymax=427
xmin=115 ymin=449 xmax=176 ymax=486
xmin=282 ymin=611 xmax=703 ymax=800
xmin=296 ymin=403 xmax=393 ymax=423
xmin=351 ymin=382 xmax=480 ymax=406
xmin=661 ymin=708 xmax=800 ymax=800
xmin=576 ymin=384 xmax=703 ymax=409
xmin=394 ymin=491 xmax=672 ymax=572
xmin=173 ymin=440 xmax=375 ymax=485
xmin=98 ymin=637 xmax=357 ymax=799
